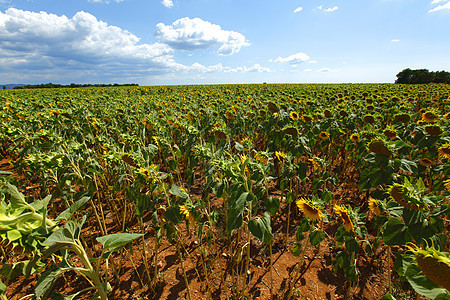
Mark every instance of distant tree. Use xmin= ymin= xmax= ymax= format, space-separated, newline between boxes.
xmin=396 ymin=68 xmax=450 ymax=84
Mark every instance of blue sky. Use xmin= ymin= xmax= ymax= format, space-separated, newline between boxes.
xmin=0 ymin=0 xmax=449 ymax=85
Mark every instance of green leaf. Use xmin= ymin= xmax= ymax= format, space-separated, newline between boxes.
xmin=382 ymin=217 xmax=412 ymax=246
xmin=248 ymin=212 xmax=273 ymax=245
xmin=404 ymin=262 xmax=450 ymax=299
xmin=169 ymin=184 xmax=189 ymax=199
xmin=292 ymin=242 xmax=302 ymax=257
xmin=168 ymin=159 xmax=177 ymax=171
xmin=264 ymin=197 xmax=280 ymax=216
xmin=309 ymin=229 xmax=325 ymax=246
xmin=379 ymin=293 xmax=397 ymax=300
xmin=56 ymin=191 xmax=92 ymax=222
xmin=35 ymin=265 xmax=70 ymax=300
xmin=0 ymin=279 xmax=6 ymax=294
xmin=400 ymin=158 xmax=418 ymax=174
xmin=6 ymin=229 xmax=21 ymax=241
xmin=96 ymin=232 xmax=143 ymax=253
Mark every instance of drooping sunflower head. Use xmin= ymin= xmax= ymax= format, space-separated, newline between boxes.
xmin=318 ymin=132 xmax=329 ymax=140
xmin=394 ymin=113 xmax=411 ymax=124
xmin=296 ymin=197 xmax=323 ymax=222
xmin=419 ymin=158 xmax=435 ymax=167
xmin=368 ymin=139 xmax=392 ymax=156
xmin=387 ymin=182 xmax=423 ymax=210
xmin=439 ymin=144 xmax=450 ymax=159
xmin=363 ymin=114 xmax=375 ymax=124
xmin=422 ymin=111 xmax=439 ymax=123
xmin=289 ymin=111 xmax=299 ymax=121
xmin=283 ymin=125 xmax=299 ymax=138
xmin=383 ymin=128 xmax=397 ymax=140
xmin=254 ymin=152 xmax=269 ymax=165
xmin=424 ymin=124 xmax=443 ymax=136
xmin=407 ymin=243 xmax=450 ymax=292
xmin=334 ymin=204 xmax=354 ymax=232
xmin=368 ymin=198 xmax=382 ymax=216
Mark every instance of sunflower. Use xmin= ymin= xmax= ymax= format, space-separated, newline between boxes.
xmin=319 ymin=132 xmax=329 ymax=140
xmin=363 ymin=114 xmax=375 ymax=124
xmin=368 ymin=198 xmax=381 ymax=216
xmin=394 ymin=113 xmax=410 ymax=123
xmin=138 ymin=168 xmax=151 ymax=181
xmin=275 ymin=151 xmax=286 ymax=168
xmin=443 ymin=179 xmax=450 ymax=192
xmin=289 ymin=111 xmax=299 ymax=121
xmin=368 ymin=139 xmax=392 ymax=156
xmin=419 ymin=158 xmax=435 ymax=167
xmin=424 ymin=125 xmax=442 ymax=136
xmin=422 ymin=111 xmax=439 ymax=122
xmin=296 ymin=198 xmax=323 ymax=222
xmin=438 ymin=145 xmax=450 ymax=159
xmin=383 ymin=129 xmax=397 ymax=140
xmin=350 ymin=133 xmax=360 ymax=143
xmin=179 ymin=205 xmax=195 ymax=224
xmin=302 ymin=115 xmax=312 ymax=122
xmin=254 ymin=153 xmax=269 ymax=165
xmin=334 ymin=204 xmax=354 ymax=232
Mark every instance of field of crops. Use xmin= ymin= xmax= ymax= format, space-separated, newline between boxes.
xmin=1 ymin=83 xmax=449 ymax=300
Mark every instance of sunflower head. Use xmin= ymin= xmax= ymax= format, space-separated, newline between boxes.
xmin=179 ymin=205 xmax=195 ymax=225
xmin=289 ymin=111 xmax=299 ymax=121
xmin=444 ymin=179 xmax=450 ymax=192
xmin=267 ymin=102 xmax=279 ymax=114
xmin=407 ymin=243 xmax=450 ymax=291
xmin=368 ymin=139 xmax=392 ymax=156
xmin=394 ymin=113 xmax=411 ymax=124
xmin=383 ymin=128 xmax=397 ymax=140
xmin=283 ymin=125 xmax=299 ymax=137
xmin=334 ymin=204 xmax=354 ymax=232
xmin=318 ymin=132 xmax=329 ymax=140
xmin=424 ymin=124 xmax=442 ymax=136
xmin=363 ymin=114 xmax=375 ymax=124
xmin=350 ymin=133 xmax=360 ymax=143
xmin=275 ymin=151 xmax=286 ymax=168
xmin=439 ymin=145 xmax=450 ymax=160
xmin=324 ymin=109 xmax=332 ymax=118
xmin=296 ymin=197 xmax=323 ymax=222
xmin=422 ymin=111 xmax=439 ymax=123
xmin=419 ymin=158 xmax=435 ymax=167
xmin=368 ymin=198 xmax=382 ymax=216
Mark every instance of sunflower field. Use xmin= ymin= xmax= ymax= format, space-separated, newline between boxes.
xmin=0 ymin=83 xmax=449 ymax=299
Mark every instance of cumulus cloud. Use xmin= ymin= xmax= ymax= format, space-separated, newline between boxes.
xmin=161 ymin=0 xmax=174 ymax=8
xmin=224 ymin=63 xmax=271 ymax=73
xmin=155 ymin=17 xmax=250 ymax=55
xmin=428 ymin=1 xmax=450 ymax=12
xmin=270 ymin=52 xmax=311 ymax=64
xmin=0 ymin=8 xmax=226 ymax=83
xmin=317 ymin=5 xmax=339 ymax=12
xmin=318 ymin=68 xmax=341 ymax=73
xmin=431 ymin=0 xmax=447 ymax=4
xmin=294 ymin=7 xmax=303 ymax=13
xmin=391 ymin=39 xmax=400 ymax=42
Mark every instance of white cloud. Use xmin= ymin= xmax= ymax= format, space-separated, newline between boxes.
xmin=0 ymin=8 xmax=227 ymax=83
xmin=270 ymin=52 xmax=311 ymax=64
xmin=294 ymin=7 xmax=303 ymax=13
xmin=304 ymin=69 xmax=313 ymax=72
xmin=428 ymin=1 xmax=450 ymax=12
xmin=431 ymin=0 xmax=446 ymax=4
xmin=161 ymin=0 xmax=173 ymax=8
xmin=391 ymin=39 xmax=400 ymax=42
xmin=317 ymin=5 xmax=339 ymax=13
xmin=155 ymin=17 xmax=250 ymax=55
xmin=318 ymin=68 xmax=341 ymax=73
xmin=224 ymin=64 xmax=271 ymax=73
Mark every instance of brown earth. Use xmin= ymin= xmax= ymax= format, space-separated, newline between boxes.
xmin=1 ymin=156 xmax=421 ymax=300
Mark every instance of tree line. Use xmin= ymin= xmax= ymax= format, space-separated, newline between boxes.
xmin=395 ymin=68 xmax=450 ymax=84
xmin=10 ymin=83 xmax=139 ymax=89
